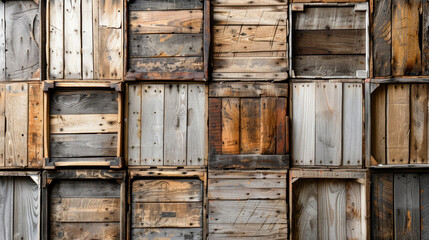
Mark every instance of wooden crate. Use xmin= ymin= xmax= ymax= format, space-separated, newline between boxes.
xmin=42 ymin=169 xmax=126 ymax=240
xmin=289 ymin=169 xmax=369 ymax=239
xmin=0 ymin=82 xmax=44 ymax=169
xmin=126 ymin=0 xmax=209 ymax=81
xmin=129 ymin=169 xmax=207 ymax=240
xmin=291 ymin=81 xmax=364 ymax=168
xmin=212 ymin=0 xmax=288 ymax=81
xmin=47 ymin=0 xmax=123 ymax=80
xmin=0 ymin=0 xmax=43 ymax=81
xmin=208 ymin=170 xmax=288 ymax=239
xmin=371 ymin=170 xmax=429 ymax=239
xmin=373 ymin=0 xmax=429 ymax=77
xmin=208 ymin=82 xmax=289 ymax=169
xmin=126 ymin=83 xmax=207 ymax=167
xmin=44 ymin=81 xmax=123 ymax=168
xmin=289 ymin=3 xmax=369 ymax=78
xmin=0 ymin=171 xmax=41 ymax=240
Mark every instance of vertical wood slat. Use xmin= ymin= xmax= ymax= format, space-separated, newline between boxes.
xmin=99 ymin=0 xmax=122 ymax=28
xmin=187 ymin=84 xmax=205 ymax=166
xmin=261 ymin=97 xmax=277 ymax=154
xmin=346 ymin=180 xmax=362 ymax=239
xmin=343 ymin=83 xmax=363 ymax=166
xmin=209 ymin=98 xmax=222 ymax=155
xmin=82 ymin=0 xmax=94 ymax=79
xmin=240 ymin=98 xmax=260 ymax=154
xmin=315 ymin=83 xmax=342 ymax=166
xmin=276 ymin=98 xmax=287 ymax=155
xmin=421 ymin=174 xmax=429 ymax=239
xmin=423 ymin=0 xmax=429 ymax=75
xmin=371 ymin=173 xmax=394 ymax=239
xmin=292 ymin=83 xmax=315 ymax=166
xmin=49 ymin=0 xmax=64 ymax=79
xmin=292 ymin=179 xmax=317 ymax=240
xmin=98 ymin=28 xmax=122 ymax=79
xmin=221 ymin=98 xmax=240 ymax=155
xmin=127 ymin=84 xmax=141 ymax=166
xmin=14 ymin=177 xmax=40 ymax=240
xmin=92 ymin=0 xmax=99 ymax=79
xmin=164 ymin=84 xmax=187 ymax=166
xmin=387 ymin=84 xmax=410 ymax=164
xmin=0 ymin=2 xmax=4 ymax=80
xmin=0 ymin=178 xmax=13 ymax=239
xmin=141 ymin=84 xmax=164 ymax=166
xmin=64 ymin=0 xmax=81 ymax=79
xmin=28 ymin=84 xmax=43 ymax=167
xmin=410 ymin=84 xmax=428 ymax=163
xmin=0 ymin=85 xmax=5 ymax=166
xmin=371 ymin=85 xmax=386 ymax=164
xmin=373 ymin=0 xmax=392 ymax=77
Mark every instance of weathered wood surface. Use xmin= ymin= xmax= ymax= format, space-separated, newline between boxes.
xmin=50 ymin=91 xmax=118 ymax=115
xmin=421 ymin=174 xmax=429 ymax=239
xmin=410 ymin=84 xmax=428 ymax=163
xmin=82 ymin=0 xmax=93 ymax=79
xmin=221 ymin=98 xmax=240 ymax=155
xmin=373 ymin=0 xmax=392 ymax=76
xmin=98 ymin=28 xmax=122 ymax=79
xmin=0 ymin=178 xmax=13 ymax=239
xmin=132 ymin=228 xmax=202 ymax=240
xmin=50 ymin=180 xmax=120 ymax=198
xmin=129 ymin=0 xmax=203 ymax=10
xmin=50 ymin=222 xmax=120 ymax=240
xmin=371 ymin=85 xmax=386 ymax=165
xmin=28 ymin=84 xmax=43 ymax=167
xmin=292 ymin=179 xmax=317 ymax=240
xmin=50 ymin=134 xmax=118 ymax=158
xmin=49 ymin=0 xmax=64 ymax=79
xmin=293 ymin=55 xmax=366 ymax=78
xmin=187 ymin=84 xmax=206 ymax=166
xmin=133 ymin=179 xmax=202 ymax=202
xmin=209 ymin=82 xmax=288 ymax=97
xmin=64 ymin=0 xmax=81 ymax=79
xmin=0 ymin=2 xmax=5 ymax=80
xmin=214 ymin=6 xmax=287 ymax=25
xmin=127 ymin=84 xmax=141 ymax=166
xmin=318 ymin=180 xmax=346 ymax=239
xmin=99 ymin=0 xmax=122 ymax=28
xmin=343 ymin=83 xmax=363 ymax=166
xmin=240 ymin=98 xmax=260 ymax=154
xmin=346 ymin=181 xmax=362 ymax=239
xmin=293 ymin=7 xmax=366 ymax=30
xmin=371 ymin=173 xmax=393 ymax=239
xmin=209 ymin=98 xmax=222 ymax=155
xmin=50 ymin=114 xmax=118 ymax=134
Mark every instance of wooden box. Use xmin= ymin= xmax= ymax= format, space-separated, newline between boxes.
xmin=129 ymin=169 xmax=206 ymax=240
xmin=290 ymin=169 xmax=369 ymax=239
xmin=0 ymin=171 xmax=41 ymax=240
xmin=126 ymin=83 xmax=207 ymax=167
xmin=289 ymin=3 xmax=369 ymax=78
xmin=42 ymin=169 xmax=126 ymax=240
xmin=0 ymin=82 xmax=44 ymax=169
xmin=291 ymin=81 xmax=364 ymax=168
xmin=208 ymin=170 xmax=288 ymax=239
xmin=126 ymin=0 xmax=209 ymax=81
xmin=44 ymin=81 xmax=123 ymax=168
xmin=47 ymin=0 xmax=123 ymax=80
xmin=0 ymin=0 xmax=42 ymax=81
xmin=212 ymin=0 xmax=288 ymax=81
xmin=208 ymin=82 xmax=289 ymax=169
xmin=371 ymin=171 xmax=429 ymax=239
xmin=373 ymin=0 xmax=429 ymax=77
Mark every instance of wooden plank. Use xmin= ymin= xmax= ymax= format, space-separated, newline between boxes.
xmin=129 ymin=57 xmax=203 ymax=74
xmin=318 ymin=180 xmax=346 ymax=239
xmin=292 ymin=179 xmax=317 ymax=240
xmin=50 ymin=222 xmax=120 ymax=240
xmin=0 ymin=116 xmax=4 ymax=167
xmin=50 ymin=90 xmax=118 ymax=115
xmin=343 ymin=83 xmax=363 ymax=166
xmin=133 ymin=202 xmax=202 ymax=228
xmin=261 ymin=97 xmax=277 ymax=154
xmin=128 ymin=85 xmax=141 ymax=166
xmin=50 ymin=114 xmax=118 ymax=134
xmin=64 ymin=0 xmax=81 ymax=79
xmin=210 ymin=83 xmax=288 ymax=97
xmin=82 ymin=0 xmax=94 ymax=79
xmin=293 ymin=55 xmax=366 ymax=78
xmin=424 ymin=0 xmax=429 ymax=75
xmin=293 ymin=30 xmax=366 ymax=55
xmin=132 ymin=179 xmax=202 ymax=202
xmin=0 ymin=2 xmax=5 ymax=80
xmin=141 ymin=84 xmax=164 ymax=166
xmin=99 ymin=0 xmax=122 ymax=28
xmin=99 ymin=28 xmax=122 ymax=79
xmin=292 ymin=83 xmax=315 ymax=166
xmin=392 ymin=0 xmax=421 ymax=76
xmin=371 ymin=173 xmax=393 ymax=239
xmin=421 ymin=174 xmax=429 ymax=239
xmin=0 ymin=178 xmax=13 ymax=240
xmin=315 ymin=83 xmax=342 ymax=166
xmin=293 ymin=7 xmax=366 ymax=30
xmin=209 ymin=154 xmax=289 ymax=169
xmin=209 ymin=171 xmax=286 ymax=179
xmin=129 ymin=34 xmax=203 ymax=57
xmin=214 ymin=6 xmax=287 ymax=25
xmin=129 ymin=10 xmax=203 ymax=34
xmin=373 ymin=0 xmax=392 ymax=76
xmin=213 ymin=57 xmax=287 ymax=74
xmin=14 ymin=177 xmax=40 ymax=240
xmin=212 ymin=72 xmax=288 ymax=81
xmin=410 ymin=84 xmax=428 ymax=163
xmin=214 ymin=0 xmax=287 ymax=5
xmin=5 ymin=1 xmax=39 ymax=79
xmin=50 ymin=180 xmax=120 ymax=198
xmin=50 ymin=134 xmax=118 ymax=157
xmin=92 ymin=0 xmax=100 ymax=78
xmin=221 ymin=98 xmax=240 ymax=155
xmin=132 ymin=228 xmax=202 ymax=240
xmin=371 ymin=85 xmax=386 ymax=164
xmin=208 ymin=178 xmax=286 ymax=200
xmin=49 ymin=0 xmax=64 ymax=79
xmin=240 ymin=98 xmax=260 ymax=154
xmin=187 ymin=84 xmax=205 ymax=166
xmin=291 ymin=0 xmax=366 ymax=2
xmin=164 ymin=84 xmax=187 ymax=165
xmin=129 ymin=0 xmax=203 ymax=10
xmin=5 ymin=83 xmax=28 ymax=167
xmin=50 ymin=198 xmax=120 ymax=222
xmin=346 ymin=180 xmax=362 ymax=240
xmin=394 ymin=173 xmax=420 ymax=239
xmin=28 ymin=84 xmax=43 ymax=167
xmin=276 ymin=98 xmax=287 ymax=155
xmin=209 ymin=98 xmax=222 ymax=155
xmin=387 ymin=84 xmax=410 ymax=164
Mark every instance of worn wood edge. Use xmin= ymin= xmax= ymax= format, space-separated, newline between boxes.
xmin=290 ymin=168 xmax=368 ymax=179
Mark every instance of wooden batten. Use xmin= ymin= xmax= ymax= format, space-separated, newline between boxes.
xmin=289 ymin=168 xmax=369 ymax=240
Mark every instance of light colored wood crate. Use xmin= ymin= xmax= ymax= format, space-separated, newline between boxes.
xmin=208 ymin=170 xmax=288 ymax=239
xmin=0 ymin=171 xmax=41 ymax=240
xmin=43 ymin=81 xmax=123 ymax=168
xmin=42 ymin=169 xmax=126 ymax=240
xmin=289 ymin=169 xmax=369 ymax=240
xmin=129 ymin=169 xmax=207 ymax=240
xmin=291 ymin=80 xmax=364 ymax=168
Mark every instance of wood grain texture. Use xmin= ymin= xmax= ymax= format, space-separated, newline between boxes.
xmin=50 ymin=180 xmax=120 ymax=198
xmin=50 ymin=198 xmax=120 ymax=222
xmin=373 ymin=0 xmax=392 ymax=76
xmin=50 ymin=114 xmax=118 ymax=134
xmin=261 ymin=97 xmax=277 ymax=154
xmin=292 ymin=83 xmax=315 ymax=166
xmin=82 ymin=0 xmax=94 ymax=79
xmin=132 ymin=179 xmax=202 ymax=202
xmin=187 ymin=84 xmax=205 ymax=166
xmin=213 ymin=57 xmax=287 ymax=74
xmin=424 ymin=0 xmax=429 ymax=75
xmin=49 ymin=0 xmax=64 ymax=79
xmin=14 ymin=177 xmax=40 ymax=240
xmin=421 ymin=174 xmax=429 ymax=239
xmin=214 ymin=6 xmax=287 ymax=25
xmin=0 ymin=85 xmax=5 ymax=166
xmin=292 ymin=179 xmax=317 ymax=240
xmin=127 ymin=84 xmax=141 ymax=166
xmin=387 ymin=84 xmax=410 ymax=164
xmin=240 ymin=98 xmax=260 ymax=154
xmin=129 ymin=57 xmax=203 ymax=74
xmin=98 ymin=28 xmax=122 ymax=79
xmin=64 ymin=0 xmax=81 ymax=79
xmin=28 ymin=84 xmax=43 ymax=167
xmin=209 ymin=82 xmax=288 ymax=97
xmin=209 ymin=98 xmax=222 ymax=155
xmin=371 ymin=173 xmax=393 ymax=239
xmin=410 ymin=84 xmax=428 ymax=163
xmin=343 ymin=83 xmax=363 ymax=166
xmin=276 ymin=98 xmax=287 ymax=154
xmin=293 ymin=55 xmax=366 ymax=78
xmin=293 ymin=7 xmax=366 ymax=30
xmin=371 ymin=85 xmax=386 ymax=164
xmin=0 ymin=178 xmax=13 ymax=239
xmin=50 ymin=222 xmax=120 ymax=240
xmin=99 ymin=0 xmax=122 ymax=28
xmin=0 ymin=2 xmax=5 ymax=80
xmin=315 ymin=83 xmax=342 ymax=166
xmin=50 ymin=134 xmax=118 ymax=158
xmin=346 ymin=181 xmax=362 ymax=240
xmin=129 ymin=0 xmax=203 ymax=10
xmin=132 ymin=228 xmax=202 ymax=240
xmin=221 ymin=98 xmax=239 ymax=155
